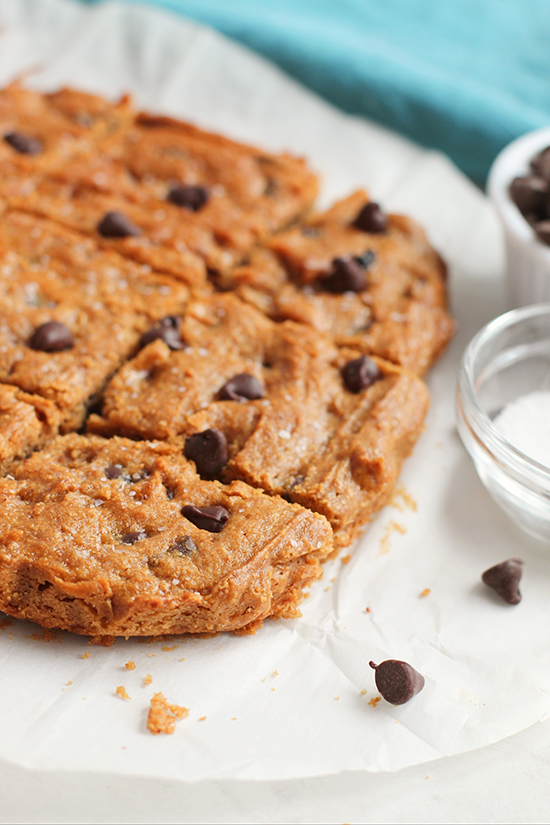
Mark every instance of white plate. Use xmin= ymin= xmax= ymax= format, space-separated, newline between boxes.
xmin=1 ymin=0 xmax=549 ymax=785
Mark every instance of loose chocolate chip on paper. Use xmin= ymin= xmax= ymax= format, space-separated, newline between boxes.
xmin=184 ymin=428 xmax=228 ymax=478
xmin=4 ymin=131 xmax=42 ymax=155
xmin=121 ymin=531 xmax=148 ymax=545
xmin=481 ymin=557 xmax=523 ymax=604
xmin=353 ymin=202 xmax=388 ymax=234
xmin=105 ymin=464 xmax=122 ymax=479
xmin=29 ymin=321 xmax=74 ymax=352
xmin=219 ymin=373 xmax=264 ymax=402
xmin=182 ymin=504 xmax=229 ymax=533
xmin=342 ymin=355 xmax=381 ymax=393
xmin=322 ymin=256 xmax=368 ymax=293
xmin=509 ymin=176 xmax=548 ymax=215
xmin=167 ymin=184 xmax=209 ymax=211
xmin=140 ymin=315 xmax=183 ymax=350
xmin=97 ymin=211 xmax=141 ymax=238
xmin=369 ymin=659 xmax=425 ymax=705
xmin=168 ymin=536 xmax=197 ymax=556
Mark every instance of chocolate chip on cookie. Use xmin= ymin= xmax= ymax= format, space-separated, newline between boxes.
xmin=139 ymin=316 xmax=184 ymax=350
xmin=219 ymin=373 xmax=264 ymax=402
xmin=322 ymin=256 xmax=368 ymax=293
xmin=342 ymin=355 xmax=381 ymax=393
xmin=29 ymin=321 xmax=74 ymax=352
xmin=353 ymin=202 xmax=388 ymax=234
xmin=182 ymin=504 xmax=229 ymax=533
xmin=97 ymin=211 xmax=141 ymax=238
xmin=121 ymin=531 xmax=148 ymax=545
xmin=167 ymin=184 xmax=209 ymax=211
xmin=105 ymin=464 xmax=122 ymax=479
xmin=168 ymin=536 xmax=198 ymax=556
xmin=184 ymin=428 xmax=228 ymax=478
xmin=4 ymin=131 xmax=42 ymax=155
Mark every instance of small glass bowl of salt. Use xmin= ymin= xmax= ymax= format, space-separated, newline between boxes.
xmin=457 ymin=303 xmax=550 ymax=542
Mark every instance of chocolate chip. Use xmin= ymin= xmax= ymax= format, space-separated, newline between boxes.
xmin=482 ymin=558 xmax=523 ymax=604
xmin=168 ymin=536 xmax=197 ymax=556
xmin=535 ymin=220 xmax=550 ymax=245
xmin=120 ymin=531 xmax=148 ymax=545
xmin=219 ymin=373 xmax=264 ymax=402
xmin=342 ymin=355 xmax=381 ymax=393
xmin=105 ymin=464 xmax=122 ymax=479
xmin=181 ymin=504 xmax=229 ymax=533
xmin=29 ymin=321 xmax=74 ymax=352
xmin=4 ymin=131 xmax=42 ymax=155
xmin=509 ymin=176 xmax=548 ymax=215
xmin=322 ymin=256 xmax=368 ymax=293
xmin=531 ymin=146 xmax=550 ymax=182
xmin=184 ymin=428 xmax=228 ymax=478
xmin=353 ymin=202 xmax=388 ymax=234
xmin=167 ymin=184 xmax=209 ymax=211
xmin=97 ymin=211 xmax=141 ymax=238
xmin=369 ymin=659 xmax=425 ymax=705
xmin=139 ymin=315 xmax=183 ymax=350
xmin=354 ymin=249 xmax=376 ymax=269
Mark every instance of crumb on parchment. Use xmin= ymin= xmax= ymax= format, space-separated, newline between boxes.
xmin=147 ymin=692 xmax=188 ymax=735
xmin=144 ymin=673 xmax=153 ymax=686
xmin=419 ymin=588 xmax=431 ymax=598
xmin=368 ymin=696 xmax=381 ymax=707
xmin=116 ymin=686 xmax=131 ymax=700
xmin=81 ymin=651 xmax=90 ymax=659
xmin=125 ymin=660 xmax=136 ymax=670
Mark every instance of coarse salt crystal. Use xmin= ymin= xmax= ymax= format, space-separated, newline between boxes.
xmin=278 ymin=430 xmax=291 ymax=439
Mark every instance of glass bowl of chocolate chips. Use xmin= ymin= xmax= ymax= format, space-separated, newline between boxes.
xmin=488 ymin=126 xmax=550 ymax=308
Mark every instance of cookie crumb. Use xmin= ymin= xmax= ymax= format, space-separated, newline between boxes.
xmin=334 ymin=696 xmax=340 ymax=701
xmin=419 ymin=588 xmax=431 ymax=598
xmin=144 ymin=673 xmax=153 ymax=686
xmin=162 ymin=645 xmax=178 ymax=651
xmin=360 ymin=689 xmax=367 ymax=695
xmin=365 ymin=607 xmax=371 ymax=613
xmin=81 ymin=651 xmax=91 ymax=659
xmin=147 ymin=692 xmax=188 ymax=735
xmin=116 ymin=685 xmax=131 ymax=700
xmin=125 ymin=660 xmax=136 ymax=670
xmin=341 ymin=554 xmax=351 ymax=564
xmin=273 ymin=669 xmax=278 ymax=676
xmin=368 ymin=696 xmax=381 ymax=707
xmin=199 ymin=716 xmax=206 ymax=721
xmin=379 ymin=520 xmax=406 ymax=555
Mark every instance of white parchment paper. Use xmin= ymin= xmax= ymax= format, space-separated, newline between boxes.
xmin=0 ymin=0 xmax=549 ymax=782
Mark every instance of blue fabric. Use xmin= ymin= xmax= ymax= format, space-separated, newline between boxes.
xmin=81 ymin=0 xmax=550 ymax=184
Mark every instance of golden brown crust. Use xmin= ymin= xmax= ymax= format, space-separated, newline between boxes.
xmin=230 ymin=191 xmax=454 ymax=375
xmin=0 ymin=434 xmax=333 ymax=637
xmin=0 ymin=210 xmax=190 ymax=429
xmin=89 ymin=294 xmax=429 ymax=544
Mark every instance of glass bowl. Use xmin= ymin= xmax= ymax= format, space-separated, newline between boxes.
xmin=456 ymin=303 xmax=550 ymax=542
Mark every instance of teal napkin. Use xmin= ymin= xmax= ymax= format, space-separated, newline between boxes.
xmin=81 ymin=0 xmax=550 ymax=184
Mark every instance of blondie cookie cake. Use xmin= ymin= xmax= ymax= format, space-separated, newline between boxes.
xmin=0 ymin=84 xmax=451 ymax=637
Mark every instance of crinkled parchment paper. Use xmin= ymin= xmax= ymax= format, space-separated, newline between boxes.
xmin=0 ymin=0 xmax=549 ymax=782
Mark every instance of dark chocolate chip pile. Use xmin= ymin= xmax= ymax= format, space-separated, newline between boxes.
xmin=182 ymin=504 xmax=229 ymax=533
xmin=29 ymin=321 xmax=74 ymax=352
xmin=481 ymin=557 xmax=523 ymax=605
xmin=184 ymin=428 xmax=228 ymax=478
xmin=139 ymin=315 xmax=184 ymax=350
xmin=342 ymin=355 xmax=381 ymax=393
xmin=369 ymin=659 xmax=425 ymax=705
xmin=509 ymin=146 xmax=550 ymax=246
xmin=219 ymin=373 xmax=264 ymax=402
xmin=97 ymin=211 xmax=141 ymax=239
